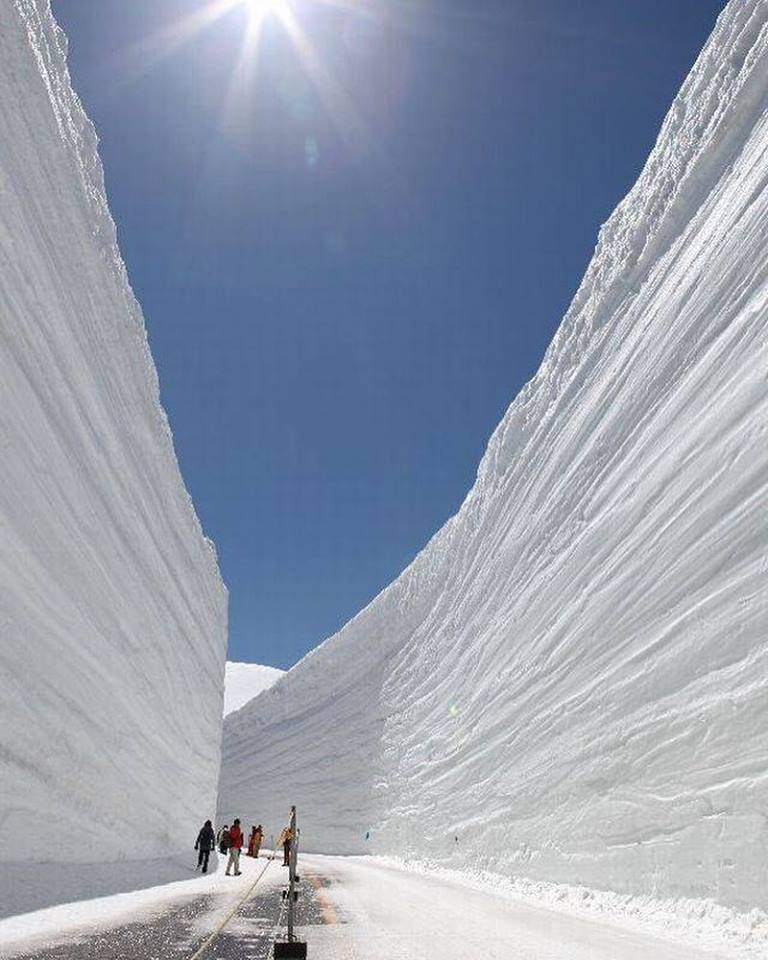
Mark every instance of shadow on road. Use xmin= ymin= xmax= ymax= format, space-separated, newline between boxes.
xmin=9 ymin=866 xmax=327 ymax=960
xmin=0 ymin=856 xmax=211 ymax=920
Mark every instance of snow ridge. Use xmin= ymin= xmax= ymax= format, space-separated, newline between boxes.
xmin=0 ymin=1 xmax=227 ymax=864
xmin=224 ymin=662 xmax=284 ymax=716
xmin=219 ymin=0 xmax=768 ymax=935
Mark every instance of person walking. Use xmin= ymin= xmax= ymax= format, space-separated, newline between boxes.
xmin=252 ymin=824 xmax=264 ymax=858
xmin=217 ymin=824 xmax=231 ymax=855
xmin=194 ymin=820 xmax=216 ymax=874
xmin=226 ymin=818 xmax=244 ymax=876
xmin=247 ymin=825 xmax=261 ymax=857
xmin=278 ymin=824 xmax=293 ymax=866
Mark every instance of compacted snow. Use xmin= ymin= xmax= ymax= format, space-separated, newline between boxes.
xmin=220 ymin=0 xmax=768 ymax=945
xmin=224 ymin=662 xmax=285 ymax=716
xmin=0 ymin=0 xmax=226 ymax=872
xmin=297 ymin=855 xmax=754 ymax=960
xmin=1 ymin=853 xmax=757 ymax=960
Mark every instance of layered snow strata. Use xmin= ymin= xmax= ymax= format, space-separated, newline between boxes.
xmin=0 ymin=1 xmax=227 ymax=865
xmin=219 ymin=0 xmax=768 ymax=918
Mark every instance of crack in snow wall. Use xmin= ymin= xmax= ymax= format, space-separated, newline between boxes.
xmin=0 ymin=1 xmax=227 ymax=862
xmin=219 ymin=0 xmax=768 ymax=913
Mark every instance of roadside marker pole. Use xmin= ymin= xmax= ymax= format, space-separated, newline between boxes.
xmin=288 ymin=805 xmax=297 ymax=942
xmin=274 ymin=805 xmax=307 ymax=959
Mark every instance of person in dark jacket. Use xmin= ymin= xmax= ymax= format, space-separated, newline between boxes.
xmin=195 ymin=820 xmax=216 ymax=873
xmin=278 ymin=825 xmax=293 ymax=866
xmin=217 ymin=825 xmax=231 ymax=855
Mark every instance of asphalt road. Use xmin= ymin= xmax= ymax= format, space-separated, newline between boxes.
xmin=12 ymin=869 xmax=325 ymax=960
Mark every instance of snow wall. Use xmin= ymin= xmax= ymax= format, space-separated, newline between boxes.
xmin=224 ymin=662 xmax=284 ymax=716
xmin=219 ymin=0 xmax=768 ymax=913
xmin=0 ymin=1 xmax=227 ymax=863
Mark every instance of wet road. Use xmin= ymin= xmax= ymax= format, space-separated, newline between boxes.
xmin=12 ymin=867 xmax=327 ymax=960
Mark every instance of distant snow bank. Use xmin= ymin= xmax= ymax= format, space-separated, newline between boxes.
xmin=224 ymin=662 xmax=284 ymax=716
xmin=0 ymin=0 xmax=226 ymax=865
xmin=219 ymin=0 xmax=768 ymax=944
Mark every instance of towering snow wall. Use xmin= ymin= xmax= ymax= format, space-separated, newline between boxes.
xmin=0 ymin=1 xmax=227 ymax=863
xmin=220 ymin=0 xmax=768 ymax=912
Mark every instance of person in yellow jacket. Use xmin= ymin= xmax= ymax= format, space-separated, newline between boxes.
xmin=278 ymin=825 xmax=293 ymax=866
xmin=247 ymin=824 xmax=264 ymax=858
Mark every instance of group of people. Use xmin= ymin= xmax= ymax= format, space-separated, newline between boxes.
xmin=194 ymin=819 xmax=293 ymax=875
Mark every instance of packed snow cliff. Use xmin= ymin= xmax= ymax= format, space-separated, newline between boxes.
xmin=220 ymin=0 xmax=768 ymax=924
xmin=224 ymin=662 xmax=284 ymax=716
xmin=0 ymin=0 xmax=227 ymax=866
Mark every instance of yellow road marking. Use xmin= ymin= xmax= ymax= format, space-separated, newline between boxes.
xmin=306 ymin=872 xmax=339 ymax=925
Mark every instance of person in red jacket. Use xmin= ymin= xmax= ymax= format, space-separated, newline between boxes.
xmin=226 ymin=818 xmax=244 ymax=876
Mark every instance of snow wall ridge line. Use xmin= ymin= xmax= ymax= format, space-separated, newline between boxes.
xmin=220 ymin=0 xmax=768 ymax=931
xmin=15 ymin=0 xmax=224 ymax=583
xmin=0 ymin=1 xmax=228 ymax=867
xmin=478 ymin=0 xmax=768 ymax=488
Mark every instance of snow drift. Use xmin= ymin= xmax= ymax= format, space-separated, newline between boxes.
xmin=224 ymin=662 xmax=284 ymax=716
xmin=0 ymin=0 xmax=227 ymax=866
xmin=220 ymin=0 xmax=768 ymax=918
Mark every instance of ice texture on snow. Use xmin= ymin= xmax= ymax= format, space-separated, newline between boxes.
xmin=220 ymin=0 xmax=768 ymax=920
xmin=224 ymin=662 xmax=284 ymax=716
xmin=0 ymin=0 xmax=227 ymax=865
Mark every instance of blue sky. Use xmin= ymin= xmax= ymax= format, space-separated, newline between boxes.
xmin=53 ymin=0 xmax=724 ymax=669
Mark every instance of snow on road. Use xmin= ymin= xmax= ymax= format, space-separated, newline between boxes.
xmin=4 ymin=852 xmax=755 ymax=960
xmin=299 ymin=855 xmax=750 ymax=960
xmin=0 ymin=854 xmax=282 ymax=957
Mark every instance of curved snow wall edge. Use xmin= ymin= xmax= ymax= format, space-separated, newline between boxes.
xmin=0 ymin=0 xmax=227 ymax=862
xmin=219 ymin=0 xmax=768 ymax=912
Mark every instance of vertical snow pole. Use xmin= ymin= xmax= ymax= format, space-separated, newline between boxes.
xmin=287 ymin=804 xmax=297 ymax=942
xmin=274 ymin=805 xmax=307 ymax=958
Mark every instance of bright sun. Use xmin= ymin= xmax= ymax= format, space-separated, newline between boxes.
xmin=244 ymin=0 xmax=286 ymax=20
xmin=126 ymin=0 xmax=370 ymax=154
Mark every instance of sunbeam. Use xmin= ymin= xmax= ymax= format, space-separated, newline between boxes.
xmin=216 ymin=0 xmax=272 ymax=138
xmin=114 ymin=0 xmax=241 ymax=86
xmin=112 ymin=0 xmax=377 ymax=166
xmin=276 ymin=2 xmax=371 ymax=156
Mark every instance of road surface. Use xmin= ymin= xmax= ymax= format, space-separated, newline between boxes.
xmin=6 ymin=854 xmax=742 ymax=959
xmin=298 ymin=855 xmax=735 ymax=960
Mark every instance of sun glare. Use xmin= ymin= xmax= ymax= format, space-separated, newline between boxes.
xmin=117 ymin=0 xmax=372 ymax=160
xmin=244 ymin=0 xmax=287 ymax=22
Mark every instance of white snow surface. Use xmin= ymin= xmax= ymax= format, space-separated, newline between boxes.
xmin=220 ymin=0 xmax=768 ymax=939
xmin=298 ymin=855 xmax=760 ymax=960
xmin=224 ymin=661 xmax=284 ymax=716
xmin=0 ymin=0 xmax=227 ymax=868
xmin=2 ymin=854 xmax=760 ymax=960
